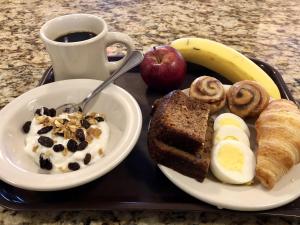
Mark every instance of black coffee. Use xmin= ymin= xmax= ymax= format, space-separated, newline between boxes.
xmin=54 ymin=32 xmax=97 ymax=43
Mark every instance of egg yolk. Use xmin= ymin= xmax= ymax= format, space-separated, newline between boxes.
xmin=215 ymin=135 xmax=238 ymax=142
xmin=224 ymin=136 xmax=238 ymax=141
xmin=219 ymin=118 xmax=241 ymax=129
xmin=217 ymin=144 xmax=244 ymax=172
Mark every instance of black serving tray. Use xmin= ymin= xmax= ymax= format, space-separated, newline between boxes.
xmin=0 ymin=55 xmax=299 ymax=217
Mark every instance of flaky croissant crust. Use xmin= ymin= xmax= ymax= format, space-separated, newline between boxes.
xmin=255 ymin=99 xmax=300 ymax=189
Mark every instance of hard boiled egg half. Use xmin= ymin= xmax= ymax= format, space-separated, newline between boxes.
xmin=214 ymin=113 xmax=250 ymax=137
xmin=210 ymin=140 xmax=255 ymax=184
xmin=213 ymin=125 xmax=250 ymax=147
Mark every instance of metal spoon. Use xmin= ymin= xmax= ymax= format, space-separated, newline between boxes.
xmin=56 ymin=51 xmax=144 ymax=114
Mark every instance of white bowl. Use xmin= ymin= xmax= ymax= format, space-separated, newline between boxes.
xmin=0 ymin=79 xmax=142 ymax=191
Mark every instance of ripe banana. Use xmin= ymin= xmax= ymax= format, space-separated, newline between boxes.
xmin=170 ymin=38 xmax=281 ymax=99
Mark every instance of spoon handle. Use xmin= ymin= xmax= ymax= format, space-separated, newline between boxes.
xmin=80 ymin=51 xmax=144 ymax=110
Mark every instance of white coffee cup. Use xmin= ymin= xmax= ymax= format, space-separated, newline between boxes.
xmin=40 ymin=14 xmax=134 ymax=81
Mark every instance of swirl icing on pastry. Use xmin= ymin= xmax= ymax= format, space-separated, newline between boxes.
xmin=189 ymin=76 xmax=226 ymax=114
xmin=227 ymin=80 xmax=270 ymax=118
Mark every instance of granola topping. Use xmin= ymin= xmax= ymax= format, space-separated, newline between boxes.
xmin=24 ymin=110 xmax=109 ymax=173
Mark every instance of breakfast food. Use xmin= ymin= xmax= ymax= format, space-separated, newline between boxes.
xmin=255 ymin=99 xmax=300 ymax=189
xmin=148 ymin=90 xmax=213 ymax=181
xmin=189 ymin=76 xmax=226 ymax=114
xmin=152 ymin=90 xmax=210 ymax=153
xmin=213 ymin=125 xmax=250 ymax=147
xmin=170 ymin=37 xmax=281 ymax=99
xmin=210 ymin=140 xmax=255 ymax=184
xmin=23 ymin=107 xmax=109 ymax=173
xmin=213 ymin=113 xmax=250 ymax=137
xmin=211 ymin=112 xmax=254 ymax=184
xmin=227 ymin=80 xmax=270 ymax=118
xmin=140 ymin=46 xmax=186 ymax=90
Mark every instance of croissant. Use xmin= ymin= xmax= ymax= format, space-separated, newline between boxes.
xmin=227 ymin=80 xmax=270 ymax=118
xmin=255 ymin=99 xmax=300 ymax=189
xmin=189 ymin=76 xmax=226 ymax=114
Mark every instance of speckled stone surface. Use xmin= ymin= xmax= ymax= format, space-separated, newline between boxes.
xmin=0 ymin=0 xmax=300 ymax=224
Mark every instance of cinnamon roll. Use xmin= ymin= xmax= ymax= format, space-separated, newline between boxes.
xmin=227 ymin=80 xmax=270 ymax=118
xmin=189 ymin=76 xmax=226 ymax=114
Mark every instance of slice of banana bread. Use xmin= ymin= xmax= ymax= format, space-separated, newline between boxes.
xmin=151 ymin=90 xmax=210 ymax=153
xmin=148 ymin=90 xmax=213 ymax=182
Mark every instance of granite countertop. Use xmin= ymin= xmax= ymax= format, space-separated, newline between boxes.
xmin=0 ymin=0 xmax=300 ymax=224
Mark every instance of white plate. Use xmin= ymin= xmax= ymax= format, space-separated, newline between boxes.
xmin=159 ymin=164 xmax=300 ymax=211
xmin=0 ymin=79 xmax=142 ymax=191
xmin=158 ymin=88 xmax=300 ymax=211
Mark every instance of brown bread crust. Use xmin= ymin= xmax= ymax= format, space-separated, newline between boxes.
xmin=148 ymin=90 xmax=213 ymax=182
xmin=152 ymin=90 xmax=209 ymax=153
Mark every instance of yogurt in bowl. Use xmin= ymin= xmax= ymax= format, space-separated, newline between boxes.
xmin=0 ymin=79 xmax=142 ymax=191
xmin=23 ymin=109 xmax=109 ymax=173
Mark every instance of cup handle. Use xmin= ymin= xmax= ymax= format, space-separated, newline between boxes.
xmin=105 ymin=32 xmax=134 ymax=74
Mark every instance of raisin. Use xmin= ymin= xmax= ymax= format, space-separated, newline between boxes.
xmin=53 ymin=144 xmax=64 ymax=152
xmin=35 ymin=108 xmax=42 ymax=116
xmin=37 ymin=107 xmax=50 ymax=116
xmin=38 ymin=136 xmax=54 ymax=147
xmin=42 ymin=107 xmax=50 ymax=116
xmin=39 ymin=154 xmax=53 ymax=170
xmin=48 ymin=108 xmax=56 ymax=117
xmin=22 ymin=121 xmax=31 ymax=133
xmin=95 ymin=116 xmax=104 ymax=122
xmin=67 ymin=139 xmax=78 ymax=152
xmin=75 ymin=128 xmax=85 ymax=142
xmin=37 ymin=126 xmax=53 ymax=135
xmin=81 ymin=119 xmax=91 ymax=129
xmin=78 ymin=141 xmax=88 ymax=150
xmin=56 ymin=132 xmax=64 ymax=137
xmin=68 ymin=162 xmax=80 ymax=171
xmin=83 ymin=153 xmax=91 ymax=165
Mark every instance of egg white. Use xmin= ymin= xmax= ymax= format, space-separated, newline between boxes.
xmin=213 ymin=125 xmax=250 ymax=147
xmin=210 ymin=140 xmax=256 ymax=184
xmin=214 ymin=113 xmax=250 ymax=137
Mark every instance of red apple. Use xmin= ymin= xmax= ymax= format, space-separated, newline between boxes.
xmin=140 ymin=46 xmax=186 ymax=91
